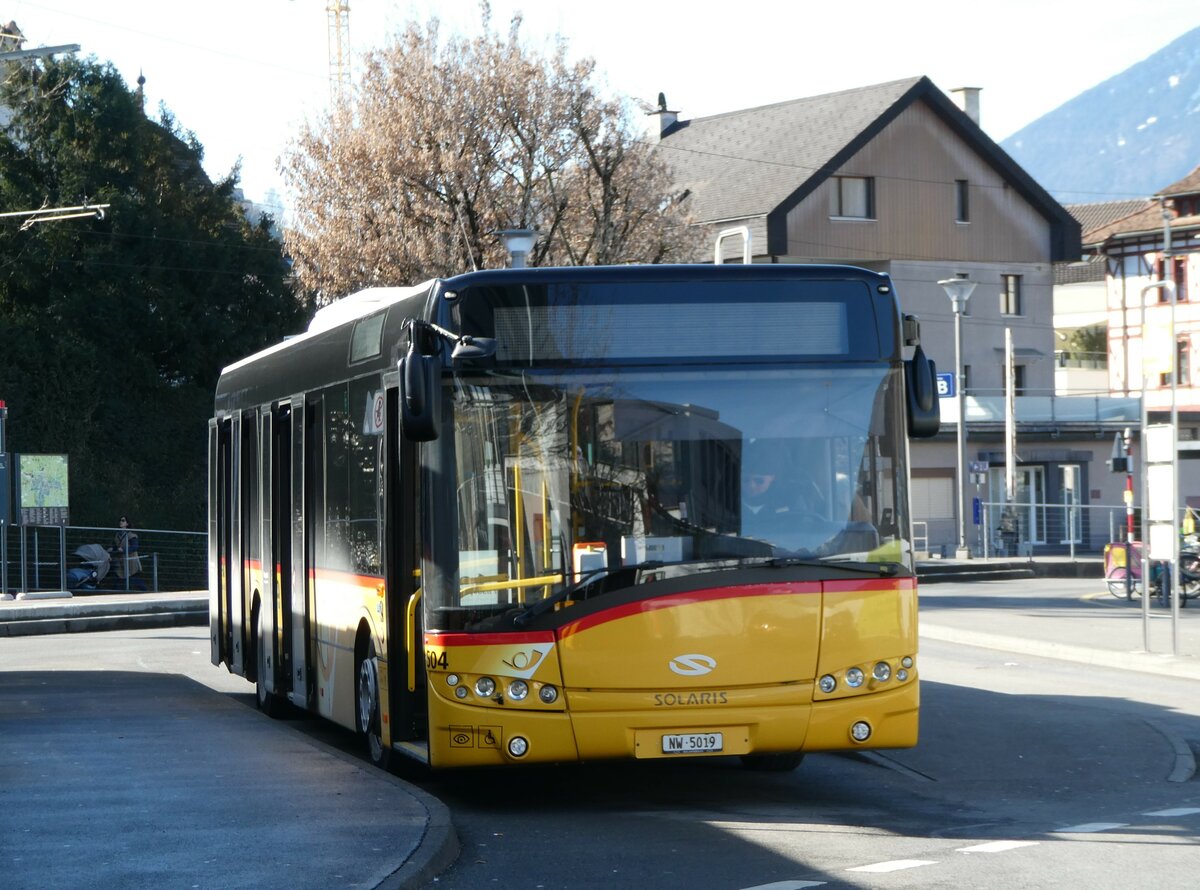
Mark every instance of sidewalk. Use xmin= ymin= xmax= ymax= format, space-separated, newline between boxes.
xmin=0 ymin=589 xmax=206 ymax=636
xmin=0 ymin=666 xmax=457 ymax=890
xmin=917 ymin=556 xmax=1200 ymax=681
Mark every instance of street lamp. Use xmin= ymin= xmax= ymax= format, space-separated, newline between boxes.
xmin=496 ymin=228 xmax=539 ymax=268
xmin=940 ymin=278 xmax=977 ymax=559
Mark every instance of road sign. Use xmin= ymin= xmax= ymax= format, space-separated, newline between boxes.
xmin=936 ymin=372 xmax=955 ymax=398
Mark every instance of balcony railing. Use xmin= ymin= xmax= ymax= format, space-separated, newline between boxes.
xmin=1054 ymin=350 xmax=1107 ymax=370
xmin=940 ymin=394 xmax=1140 ymax=424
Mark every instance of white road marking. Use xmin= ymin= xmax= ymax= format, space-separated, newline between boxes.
xmin=1053 ymin=822 xmax=1129 ymax=833
xmin=737 ymin=882 xmax=826 ymax=890
xmin=956 ymin=840 xmax=1040 ymax=853
xmin=1143 ymin=807 xmax=1200 ymax=817
xmin=846 ymin=860 xmax=937 ymax=873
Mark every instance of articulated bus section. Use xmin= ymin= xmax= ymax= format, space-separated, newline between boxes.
xmin=420 ymin=577 xmax=917 ymax=767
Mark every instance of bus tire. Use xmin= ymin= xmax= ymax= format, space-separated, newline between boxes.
xmin=357 ymin=639 xmax=393 ymax=771
xmin=741 ymin=752 xmax=805 ymax=772
xmin=254 ymin=606 xmax=286 ymax=718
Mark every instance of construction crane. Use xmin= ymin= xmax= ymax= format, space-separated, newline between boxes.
xmin=327 ymin=1 xmax=350 ymax=104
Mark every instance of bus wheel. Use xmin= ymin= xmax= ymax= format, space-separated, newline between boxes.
xmin=357 ymin=641 xmax=392 ymax=770
xmin=741 ymin=752 xmax=805 ymax=772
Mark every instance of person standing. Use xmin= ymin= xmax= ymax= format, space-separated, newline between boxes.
xmin=111 ymin=516 xmax=144 ymax=587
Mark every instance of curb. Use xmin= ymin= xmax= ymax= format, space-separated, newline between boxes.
xmin=0 ymin=595 xmax=207 ymax=637
xmin=378 ymin=784 xmax=461 ymax=889
xmin=920 ymin=622 xmax=1200 ymax=681
xmin=0 ymin=610 xmax=207 ymax=636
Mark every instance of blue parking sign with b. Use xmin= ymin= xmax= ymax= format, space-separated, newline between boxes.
xmin=936 ymin=372 xmax=955 ymax=398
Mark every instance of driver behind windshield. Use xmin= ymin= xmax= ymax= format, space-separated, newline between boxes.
xmin=741 ymin=439 xmax=803 ymax=541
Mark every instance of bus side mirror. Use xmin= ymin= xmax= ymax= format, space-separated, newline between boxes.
xmin=399 ymin=340 xmax=441 ymax=441
xmin=905 ymin=345 xmax=940 ymax=438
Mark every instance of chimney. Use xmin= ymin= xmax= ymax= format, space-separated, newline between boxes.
xmin=648 ymin=91 xmax=679 ymax=143
xmin=950 ymin=87 xmax=982 ymax=126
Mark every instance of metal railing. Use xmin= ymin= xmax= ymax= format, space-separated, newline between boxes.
xmin=972 ymin=501 xmax=1192 ymax=559
xmin=1 ymin=525 xmax=206 ymax=595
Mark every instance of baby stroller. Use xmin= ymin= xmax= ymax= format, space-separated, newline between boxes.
xmin=67 ymin=543 xmax=111 ymax=591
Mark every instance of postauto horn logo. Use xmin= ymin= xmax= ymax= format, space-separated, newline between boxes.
xmin=669 ymin=654 xmax=717 ymax=676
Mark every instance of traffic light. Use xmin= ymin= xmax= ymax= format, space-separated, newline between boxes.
xmin=1109 ymin=432 xmax=1129 ymax=473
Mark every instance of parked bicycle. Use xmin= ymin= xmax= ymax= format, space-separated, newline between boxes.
xmin=1104 ymin=540 xmax=1193 ymax=607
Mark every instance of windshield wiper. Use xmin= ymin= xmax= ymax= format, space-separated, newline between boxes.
xmin=764 ymin=555 xmax=901 ymax=576
xmin=512 ymin=562 xmax=662 ymax=628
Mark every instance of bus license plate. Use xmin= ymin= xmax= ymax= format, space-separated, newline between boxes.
xmin=661 ymin=732 xmax=723 ymax=754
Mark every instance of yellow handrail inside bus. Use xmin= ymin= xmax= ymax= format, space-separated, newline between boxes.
xmin=459 ymin=573 xmax=562 ymax=596
xmin=406 ymin=588 xmax=422 ymax=693
xmin=513 ymin=462 xmax=524 ymax=586
xmin=542 ymin=479 xmax=552 ymax=573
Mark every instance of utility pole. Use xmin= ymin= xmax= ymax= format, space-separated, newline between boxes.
xmin=1 ymin=400 xmax=8 ymax=598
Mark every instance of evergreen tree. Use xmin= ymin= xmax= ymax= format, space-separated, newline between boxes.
xmin=0 ymin=57 xmax=307 ymax=528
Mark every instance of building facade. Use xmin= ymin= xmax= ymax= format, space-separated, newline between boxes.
xmin=654 ymin=78 xmax=1144 ymax=556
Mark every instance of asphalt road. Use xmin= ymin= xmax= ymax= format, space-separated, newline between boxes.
xmin=3 ymin=578 xmax=1198 ymax=889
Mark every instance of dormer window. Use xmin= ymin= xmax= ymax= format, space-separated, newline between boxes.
xmin=830 ymin=176 xmax=875 ymax=220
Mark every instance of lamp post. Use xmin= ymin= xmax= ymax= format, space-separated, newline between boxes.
xmin=939 ymin=278 xmax=977 ymax=559
xmin=496 ymin=228 xmax=539 ymax=268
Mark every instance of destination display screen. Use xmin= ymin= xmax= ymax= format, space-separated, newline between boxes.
xmin=454 ymin=278 xmax=885 ymax=365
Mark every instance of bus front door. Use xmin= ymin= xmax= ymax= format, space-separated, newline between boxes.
xmin=385 ymin=386 xmax=427 ymax=751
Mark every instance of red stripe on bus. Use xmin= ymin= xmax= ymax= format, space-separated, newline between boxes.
xmin=558 ymin=582 xmax=821 ymax=637
xmin=230 ymin=559 xmax=385 ymax=591
xmin=426 ymin=631 xmax=557 ymax=647
xmin=823 ymin=577 xmax=914 ymax=594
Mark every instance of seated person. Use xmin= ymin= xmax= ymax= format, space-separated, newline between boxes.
xmin=740 ymin=442 xmax=810 ymax=542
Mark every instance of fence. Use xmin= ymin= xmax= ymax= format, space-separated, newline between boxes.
xmin=972 ymin=501 xmax=1189 ymax=559
xmin=1 ymin=525 xmax=206 ymax=595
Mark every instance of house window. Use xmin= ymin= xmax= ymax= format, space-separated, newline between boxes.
xmin=830 ymin=176 xmax=875 ymax=219
xmin=1003 ymin=363 xmax=1027 ymax=395
xmin=1161 ymin=338 xmax=1191 ymax=387
xmin=1154 ymin=256 xmax=1188 ymax=301
xmin=955 ymin=180 xmax=969 ymax=223
xmin=1001 ymin=274 xmax=1023 ymax=315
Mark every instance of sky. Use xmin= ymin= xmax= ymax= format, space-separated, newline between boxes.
xmin=8 ymin=0 xmax=1200 ymax=220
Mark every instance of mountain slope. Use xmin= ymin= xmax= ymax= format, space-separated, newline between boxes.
xmin=1002 ymin=26 xmax=1200 ymax=203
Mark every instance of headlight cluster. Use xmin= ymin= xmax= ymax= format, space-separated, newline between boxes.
xmin=444 ymin=673 xmax=560 ymax=707
xmin=817 ymin=655 xmax=914 ymax=697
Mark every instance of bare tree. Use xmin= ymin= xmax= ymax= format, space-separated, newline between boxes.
xmin=280 ymin=7 xmax=697 ymax=302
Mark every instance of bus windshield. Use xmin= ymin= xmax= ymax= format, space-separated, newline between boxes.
xmin=432 ymin=363 xmax=911 ymax=632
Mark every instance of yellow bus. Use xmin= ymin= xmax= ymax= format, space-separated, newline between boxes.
xmin=209 ymin=264 xmax=940 ymax=771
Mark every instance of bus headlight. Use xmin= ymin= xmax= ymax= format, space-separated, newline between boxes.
xmin=872 ymin=662 xmax=891 ymax=682
xmin=851 ymin=721 xmax=872 ymax=742
xmin=845 ymin=667 xmax=865 ymax=688
xmin=539 ymin=684 xmax=559 ymax=704
xmin=508 ymin=736 xmax=529 ymax=757
xmin=508 ymin=680 xmax=529 ymax=701
xmin=896 ymin=669 xmax=909 ymax=682
xmin=454 ymin=685 xmax=469 ymax=699
xmin=474 ymin=677 xmax=496 ymax=697
xmin=818 ymin=674 xmax=837 ymax=694
xmin=901 ymin=656 xmax=914 ymax=669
